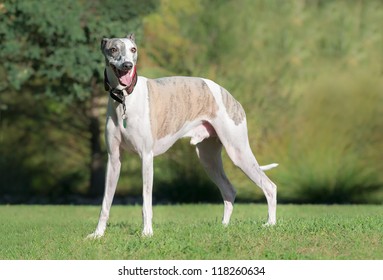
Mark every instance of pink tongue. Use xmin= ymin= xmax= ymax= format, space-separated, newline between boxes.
xmin=119 ymin=72 xmax=132 ymax=86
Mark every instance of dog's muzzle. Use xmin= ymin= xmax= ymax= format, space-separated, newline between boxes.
xmin=110 ymin=62 xmax=135 ymax=87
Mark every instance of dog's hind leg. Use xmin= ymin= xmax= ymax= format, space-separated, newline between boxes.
xmin=225 ymin=141 xmax=277 ymax=225
xmin=214 ymin=119 xmax=277 ymax=226
xmin=196 ymin=137 xmax=237 ymax=226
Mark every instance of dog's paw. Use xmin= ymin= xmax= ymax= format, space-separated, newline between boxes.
xmin=141 ymin=228 xmax=153 ymax=237
xmin=262 ymin=221 xmax=276 ymax=227
xmin=85 ymin=232 xmax=104 ymax=240
xmin=222 ymin=220 xmax=230 ymax=227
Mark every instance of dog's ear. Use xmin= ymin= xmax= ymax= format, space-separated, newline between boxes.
xmin=101 ymin=38 xmax=109 ymax=51
xmin=127 ymin=33 xmax=135 ymax=42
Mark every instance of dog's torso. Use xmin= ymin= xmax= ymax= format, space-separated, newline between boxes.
xmin=107 ymin=75 xmax=246 ymax=157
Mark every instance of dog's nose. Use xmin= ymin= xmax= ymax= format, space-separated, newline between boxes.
xmin=122 ymin=62 xmax=133 ymax=71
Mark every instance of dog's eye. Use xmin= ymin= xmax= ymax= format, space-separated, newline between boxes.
xmin=110 ymin=47 xmax=118 ymax=53
xmin=130 ymin=47 xmax=137 ymax=53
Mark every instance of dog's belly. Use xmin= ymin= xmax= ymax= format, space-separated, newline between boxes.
xmin=184 ymin=121 xmax=217 ymax=145
xmin=152 ymin=120 xmax=217 ymax=156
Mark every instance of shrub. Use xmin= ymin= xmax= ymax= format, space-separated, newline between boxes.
xmin=270 ymin=75 xmax=383 ymax=203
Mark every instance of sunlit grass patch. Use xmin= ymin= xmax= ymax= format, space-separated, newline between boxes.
xmin=0 ymin=204 xmax=381 ymax=260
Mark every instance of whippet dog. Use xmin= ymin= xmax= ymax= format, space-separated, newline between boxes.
xmin=87 ymin=34 xmax=278 ymax=238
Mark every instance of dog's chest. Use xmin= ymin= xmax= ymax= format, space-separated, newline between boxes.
xmin=119 ymin=115 xmax=147 ymax=152
xmin=117 ymin=91 xmax=152 ymax=154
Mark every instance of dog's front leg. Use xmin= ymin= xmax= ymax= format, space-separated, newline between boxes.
xmin=87 ymin=146 xmax=121 ymax=239
xmin=141 ymin=151 xmax=154 ymax=237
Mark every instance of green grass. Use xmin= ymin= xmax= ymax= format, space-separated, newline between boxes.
xmin=0 ymin=204 xmax=382 ymax=260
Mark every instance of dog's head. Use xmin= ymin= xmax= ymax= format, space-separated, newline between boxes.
xmin=101 ymin=33 xmax=138 ymax=89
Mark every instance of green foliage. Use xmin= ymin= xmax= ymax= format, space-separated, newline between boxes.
xmin=142 ymin=0 xmax=207 ymax=75
xmin=0 ymin=205 xmax=382 ymax=259
xmin=139 ymin=0 xmax=383 ymax=203
xmin=270 ymin=75 xmax=383 ymax=203
xmin=0 ymin=0 xmax=155 ymax=196
xmin=0 ymin=0 xmax=151 ymax=101
xmin=2 ymin=0 xmax=87 ymax=97
xmin=1 ymin=0 xmax=382 ymax=203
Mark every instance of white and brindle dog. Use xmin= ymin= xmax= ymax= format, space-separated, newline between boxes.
xmin=87 ymin=34 xmax=278 ymax=238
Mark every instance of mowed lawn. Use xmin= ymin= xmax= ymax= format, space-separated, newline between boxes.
xmin=0 ymin=204 xmax=381 ymax=260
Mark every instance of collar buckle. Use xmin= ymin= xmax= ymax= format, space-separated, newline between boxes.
xmin=109 ymin=88 xmax=125 ymax=104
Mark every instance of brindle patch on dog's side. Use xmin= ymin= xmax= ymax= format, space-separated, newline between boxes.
xmin=147 ymin=77 xmax=218 ymax=140
xmin=220 ymin=87 xmax=245 ymax=125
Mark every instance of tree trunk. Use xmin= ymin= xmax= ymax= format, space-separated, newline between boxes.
xmin=88 ymin=79 xmax=106 ymax=197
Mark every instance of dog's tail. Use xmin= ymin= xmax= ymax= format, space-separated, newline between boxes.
xmin=260 ymin=163 xmax=279 ymax=171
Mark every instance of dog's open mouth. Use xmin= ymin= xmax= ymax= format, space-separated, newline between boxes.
xmin=110 ymin=64 xmax=135 ymax=86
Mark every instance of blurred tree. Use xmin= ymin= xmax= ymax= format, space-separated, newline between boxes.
xmin=0 ymin=0 xmax=156 ymax=196
xmin=143 ymin=0 xmax=207 ymax=75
